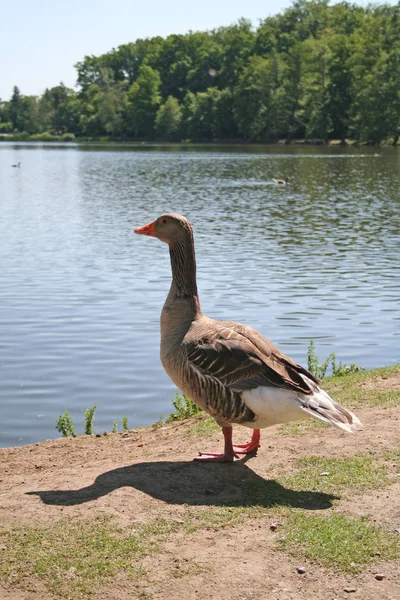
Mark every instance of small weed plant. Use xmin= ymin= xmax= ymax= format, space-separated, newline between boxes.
xmin=56 ymin=407 xmax=131 ymax=438
xmin=307 ymin=340 xmax=363 ymax=379
xmin=55 ymin=411 xmax=77 ymax=438
xmin=165 ymin=393 xmax=203 ymax=423
xmin=84 ymin=404 xmax=97 ymax=435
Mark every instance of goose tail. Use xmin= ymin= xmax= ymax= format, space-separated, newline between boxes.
xmin=299 ymin=374 xmax=363 ymax=433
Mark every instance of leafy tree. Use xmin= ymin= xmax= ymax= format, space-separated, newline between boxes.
xmin=9 ymin=86 xmax=24 ymax=131
xmin=275 ymin=43 xmax=305 ymax=141
xmin=300 ymin=36 xmax=332 ymax=140
xmin=215 ymin=19 xmax=255 ymax=89
xmin=155 ymin=96 xmax=182 ymax=138
xmin=126 ymin=65 xmax=161 ymax=137
xmin=20 ymin=96 xmax=40 ymax=134
xmin=96 ymin=69 xmax=127 ymax=136
xmin=78 ymin=84 xmax=103 ymax=136
xmin=3 ymin=2 xmax=400 ymax=144
xmin=234 ymin=55 xmax=282 ymax=140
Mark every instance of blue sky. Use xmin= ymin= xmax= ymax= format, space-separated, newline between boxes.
xmin=1 ymin=0 xmax=396 ymax=100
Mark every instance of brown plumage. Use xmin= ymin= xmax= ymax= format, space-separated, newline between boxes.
xmin=135 ymin=213 xmax=362 ymax=462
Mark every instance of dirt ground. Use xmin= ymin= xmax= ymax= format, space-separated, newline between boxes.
xmin=0 ymin=373 xmax=399 ymax=600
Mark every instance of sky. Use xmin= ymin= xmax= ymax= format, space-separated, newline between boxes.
xmin=1 ymin=0 xmax=397 ymax=100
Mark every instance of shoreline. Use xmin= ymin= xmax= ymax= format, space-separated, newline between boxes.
xmin=0 ymin=364 xmax=399 ymax=600
xmin=1 ymin=364 xmax=398 ymax=452
xmin=1 ymin=135 xmax=396 ymax=147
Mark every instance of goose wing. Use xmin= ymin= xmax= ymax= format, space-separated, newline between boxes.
xmin=185 ymin=323 xmax=317 ymax=395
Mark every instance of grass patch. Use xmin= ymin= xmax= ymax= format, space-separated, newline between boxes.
xmin=0 ymin=515 xmax=145 ymax=599
xmin=186 ymin=416 xmax=220 ymax=436
xmin=183 ymin=507 xmax=249 ymax=531
xmin=170 ymin=557 xmax=206 ymax=579
xmin=278 ymin=418 xmax=328 ymax=436
xmin=280 ymin=455 xmax=390 ymax=495
xmin=279 ymin=512 xmax=400 ymax=572
xmin=385 ymin=445 xmax=400 ymax=473
xmin=324 ymin=365 xmax=400 ymax=409
xmin=0 ymin=508 xmax=252 ymax=598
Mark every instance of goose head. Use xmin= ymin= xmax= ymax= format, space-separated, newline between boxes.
xmin=134 ymin=213 xmax=193 ymax=246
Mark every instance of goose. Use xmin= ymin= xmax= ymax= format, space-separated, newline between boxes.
xmin=134 ymin=214 xmax=362 ymax=462
xmin=273 ymin=177 xmax=290 ymax=185
xmin=11 ymin=162 xmax=21 ymax=168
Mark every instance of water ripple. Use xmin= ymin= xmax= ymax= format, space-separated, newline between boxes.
xmin=0 ymin=143 xmax=399 ymax=447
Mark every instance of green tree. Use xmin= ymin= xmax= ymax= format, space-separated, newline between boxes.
xmin=300 ymin=36 xmax=332 ymax=140
xmin=78 ymin=84 xmax=103 ymax=136
xmin=20 ymin=96 xmax=40 ymax=134
xmin=275 ymin=43 xmax=305 ymax=141
xmin=126 ymin=65 xmax=161 ymax=137
xmin=215 ymin=19 xmax=255 ymax=88
xmin=155 ymin=96 xmax=182 ymax=138
xmin=9 ymin=86 xmax=24 ymax=131
xmin=234 ymin=55 xmax=282 ymax=140
xmin=347 ymin=4 xmax=400 ymax=144
xmin=96 ymin=68 xmax=127 ymax=136
xmin=4 ymin=2 xmax=400 ymax=144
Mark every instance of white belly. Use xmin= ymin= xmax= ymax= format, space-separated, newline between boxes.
xmin=241 ymin=386 xmax=311 ymax=429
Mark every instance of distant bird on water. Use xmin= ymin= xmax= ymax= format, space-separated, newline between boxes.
xmin=11 ymin=162 xmax=21 ymax=168
xmin=273 ymin=176 xmax=290 ymax=185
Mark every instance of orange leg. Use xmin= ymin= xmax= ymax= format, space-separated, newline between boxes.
xmin=233 ymin=429 xmax=261 ymax=454
xmin=194 ymin=427 xmax=260 ymax=463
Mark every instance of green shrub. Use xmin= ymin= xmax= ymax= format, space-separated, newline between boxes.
xmin=165 ymin=393 xmax=203 ymax=423
xmin=55 ymin=411 xmax=77 ymax=438
xmin=29 ymin=131 xmax=59 ymax=141
xmin=12 ymin=131 xmax=30 ymax=141
xmin=61 ymin=132 xmax=76 ymax=142
xmin=84 ymin=404 xmax=97 ymax=435
xmin=307 ymin=340 xmax=363 ymax=379
xmin=0 ymin=122 xmax=12 ymax=133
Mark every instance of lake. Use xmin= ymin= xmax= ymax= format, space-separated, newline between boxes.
xmin=0 ymin=142 xmax=399 ymax=448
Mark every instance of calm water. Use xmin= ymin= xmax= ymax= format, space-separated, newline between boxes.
xmin=0 ymin=142 xmax=399 ymax=448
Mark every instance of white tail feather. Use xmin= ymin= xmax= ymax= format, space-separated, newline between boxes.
xmin=242 ymin=375 xmax=363 ymax=432
xmin=299 ymin=374 xmax=363 ymax=433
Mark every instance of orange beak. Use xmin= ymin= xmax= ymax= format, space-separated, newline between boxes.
xmin=134 ymin=220 xmax=156 ymax=237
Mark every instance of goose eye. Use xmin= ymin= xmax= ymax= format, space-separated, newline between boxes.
xmin=161 ymin=218 xmax=167 ymax=224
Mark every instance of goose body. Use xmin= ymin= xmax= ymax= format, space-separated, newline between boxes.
xmin=135 ymin=214 xmax=362 ymax=462
xmin=273 ymin=177 xmax=290 ymax=185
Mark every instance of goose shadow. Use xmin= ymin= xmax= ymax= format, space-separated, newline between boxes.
xmin=27 ymin=459 xmax=337 ymax=510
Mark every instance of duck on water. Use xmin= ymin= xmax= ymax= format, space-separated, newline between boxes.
xmin=135 ymin=214 xmax=362 ymax=463
xmin=273 ymin=176 xmax=290 ymax=185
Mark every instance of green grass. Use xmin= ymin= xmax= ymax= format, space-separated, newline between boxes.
xmin=183 ymin=507 xmax=249 ymax=531
xmin=280 ymin=455 xmax=391 ymax=495
xmin=186 ymin=416 xmax=220 ymax=436
xmin=0 ymin=508 xmax=252 ymax=598
xmin=278 ymin=418 xmax=328 ymax=436
xmin=324 ymin=365 xmax=400 ymax=409
xmin=385 ymin=445 xmax=400 ymax=473
xmin=0 ymin=515 xmax=146 ymax=599
xmin=279 ymin=512 xmax=400 ymax=572
xmin=155 ymin=393 xmax=204 ymax=426
xmin=3 ymin=365 xmax=399 ymax=597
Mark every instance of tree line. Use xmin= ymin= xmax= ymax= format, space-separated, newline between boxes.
xmin=1 ymin=1 xmax=399 ymax=145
